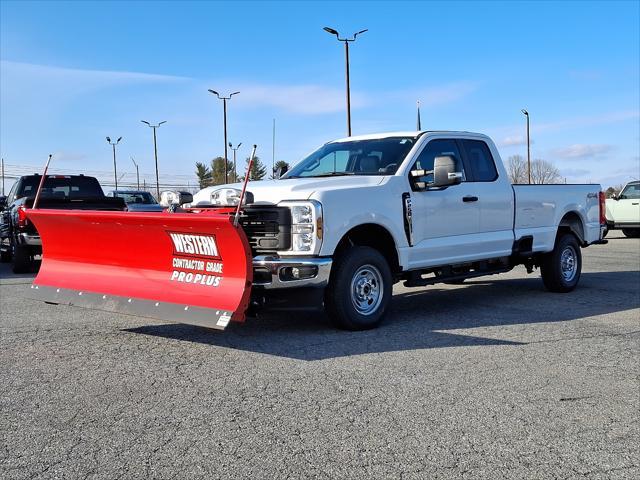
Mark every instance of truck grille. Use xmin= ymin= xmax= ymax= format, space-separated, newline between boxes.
xmin=238 ymin=205 xmax=291 ymax=254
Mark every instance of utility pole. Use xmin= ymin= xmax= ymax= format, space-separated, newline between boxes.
xmin=272 ymin=118 xmax=276 ymax=177
xmin=323 ymin=27 xmax=368 ymax=137
xmin=521 ymin=109 xmax=531 ymax=184
xmin=131 ymin=157 xmax=140 ymax=190
xmin=208 ymin=90 xmax=240 ymax=184
xmin=416 ymin=100 xmax=422 ymax=130
xmin=141 ymin=120 xmax=166 ymax=198
xmin=1 ymin=158 xmax=4 ymax=196
xmin=106 ymin=136 xmax=122 ymax=190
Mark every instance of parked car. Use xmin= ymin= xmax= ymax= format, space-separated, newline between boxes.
xmin=0 ymin=175 xmax=125 ymax=272
xmin=108 ymin=190 xmax=164 ymax=212
xmin=605 ymin=181 xmax=640 ymax=238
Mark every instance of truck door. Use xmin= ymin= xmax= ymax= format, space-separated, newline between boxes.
xmin=459 ymin=139 xmax=515 ymax=258
xmin=614 ymin=182 xmax=640 ymax=224
xmin=407 ymin=138 xmax=483 ymax=269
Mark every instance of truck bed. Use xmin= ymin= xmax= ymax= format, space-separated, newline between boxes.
xmin=513 ymin=184 xmax=602 ymax=252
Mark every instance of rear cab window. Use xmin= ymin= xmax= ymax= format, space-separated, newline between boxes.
xmin=17 ymin=176 xmax=104 ymax=200
xmin=460 ymin=139 xmax=498 ymax=182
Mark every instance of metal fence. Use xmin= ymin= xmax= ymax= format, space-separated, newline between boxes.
xmin=0 ymin=163 xmax=201 ymax=197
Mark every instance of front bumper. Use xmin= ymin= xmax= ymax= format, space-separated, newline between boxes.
xmin=252 ymin=255 xmax=332 ymax=289
xmin=17 ymin=233 xmax=41 ymax=247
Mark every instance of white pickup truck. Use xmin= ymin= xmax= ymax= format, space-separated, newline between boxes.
xmin=193 ymin=131 xmax=606 ymax=330
xmin=605 ymin=180 xmax=640 ymax=237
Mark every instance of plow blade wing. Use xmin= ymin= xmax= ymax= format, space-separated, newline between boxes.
xmin=27 ymin=209 xmax=253 ymax=330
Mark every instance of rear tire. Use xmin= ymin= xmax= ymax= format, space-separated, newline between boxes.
xmin=12 ymin=242 xmax=32 ymax=274
xmin=602 ymin=227 xmax=609 ymax=238
xmin=0 ymin=243 xmax=11 ymax=263
xmin=325 ymin=246 xmax=392 ymax=330
xmin=540 ymin=234 xmax=582 ymax=293
xmin=622 ymin=229 xmax=640 ymax=238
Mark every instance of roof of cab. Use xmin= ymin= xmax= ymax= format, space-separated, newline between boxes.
xmin=330 ymin=130 xmax=485 ymax=143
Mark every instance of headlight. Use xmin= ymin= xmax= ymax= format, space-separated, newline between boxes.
xmin=160 ymin=190 xmax=178 ymax=206
xmin=278 ymin=200 xmax=323 ymax=255
xmin=210 ymin=188 xmax=254 ymax=206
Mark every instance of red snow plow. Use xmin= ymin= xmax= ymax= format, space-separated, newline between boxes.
xmin=27 ymin=208 xmax=253 ymax=330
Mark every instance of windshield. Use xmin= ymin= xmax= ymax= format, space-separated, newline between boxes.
xmin=284 ymin=137 xmax=417 ymax=178
xmin=115 ymin=191 xmax=158 ymax=204
xmin=620 ymin=183 xmax=640 ymax=199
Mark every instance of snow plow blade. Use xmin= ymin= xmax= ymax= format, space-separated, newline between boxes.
xmin=26 ymin=209 xmax=253 ymax=330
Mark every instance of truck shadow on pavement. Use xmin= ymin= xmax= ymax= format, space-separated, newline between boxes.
xmin=124 ymin=270 xmax=640 ymax=361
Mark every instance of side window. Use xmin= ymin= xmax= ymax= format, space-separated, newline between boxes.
xmin=461 ymin=140 xmax=498 ymax=182
xmin=6 ymin=182 xmax=19 ymax=204
xmin=412 ymin=139 xmax=464 ymax=184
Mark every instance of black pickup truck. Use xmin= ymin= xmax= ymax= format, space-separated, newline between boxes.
xmin=0 ymin=175 xmax=125 ymax=273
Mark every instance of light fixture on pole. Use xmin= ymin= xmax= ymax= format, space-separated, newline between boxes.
xmin=131 ymin=156 xmax=140 ymax=190
xmin=141 ymin=120 xmax=166 ymax=198
xmin=323 ymin=26 xmax=368 ymax=137
xmin=106 ymin=136 xmax=122 ymax=190
xmin=521 ymin=109 xmax=531 ymax=184
xmin=229 ymin=142 xmax=242 ymax=183
xmin=208 ymin=90 xmax=240 ymax=185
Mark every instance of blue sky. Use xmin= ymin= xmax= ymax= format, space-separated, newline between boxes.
xmin=1 ymin=0 xmax=638 ymax=189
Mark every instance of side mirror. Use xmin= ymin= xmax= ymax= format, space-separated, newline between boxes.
xmin=275 ymin=164 xmax=289 ymax=179
xmin=0 ymin=196 xmax=6 ymax=209
xmin=611 ymin=193 xmax=618 ymax=200
xmin=432 ymin=155 xmax=462 ymax=187
xmin=176 ymin=191 xmax=193 ymax=205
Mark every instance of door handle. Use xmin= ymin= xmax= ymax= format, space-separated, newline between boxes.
xmin=462 ymin=196 xmax=478 ymax=203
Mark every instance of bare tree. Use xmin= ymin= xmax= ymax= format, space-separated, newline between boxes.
xmin=531 ymin=159 xmax=563 ymax=184
xmin=507 ymin=155 xmax=528 ymax=184
xmin=507 ymin=155 xmax=563 ymax=184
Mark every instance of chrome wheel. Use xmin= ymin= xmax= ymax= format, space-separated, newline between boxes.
xmin=560 ymin=245 xmax=578 ymax=282
xmin=350 ymin=264 xmax=383 ymax=316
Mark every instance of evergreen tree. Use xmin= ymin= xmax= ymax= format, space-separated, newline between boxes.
xmin=210 ymin=156 xmax=236 ymax=185
xmin=195 ymin=162 xmax=212 ymax=189
xmin=241 ymin=155 xmax=267 ymax=181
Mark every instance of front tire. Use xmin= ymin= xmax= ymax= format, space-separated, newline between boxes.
xmin=325 ymin=246 xmax=392 ymax=330
xmin=540 ymin=234 xmax=582 ymax=293
xmin=622 ymin=229 xmax=640 ymax=238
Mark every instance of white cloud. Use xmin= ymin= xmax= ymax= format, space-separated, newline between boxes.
xmin=0 ymin=61 xmax=188 ymax=104
xmin=498 ymin=135 xmax=534 ymax=147
xmin=552 ymin=144 xmax=614 ymax=159
xmin=231 ymin=84 xmax=366 ymax=114
xmin=418 ymin=82 xmax=477 ymax=107
xmin=535 ymin=111 xmax=639 ymax=134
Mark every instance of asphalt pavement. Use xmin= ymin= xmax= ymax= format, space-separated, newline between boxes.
xmin=1 ymin=231 xmax=638 ymax=479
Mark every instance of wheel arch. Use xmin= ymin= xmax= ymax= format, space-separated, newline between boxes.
xmin=333 ymin=223 xmax=401 ymax=275
xmin=558 ymin=210 xmax=586 ymax=246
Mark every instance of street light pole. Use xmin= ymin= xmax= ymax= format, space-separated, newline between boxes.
xmin=229 ymin=142 xmax=242 ymax=183
xmin=141 ymin=120 xmax=166 ymax=198
xmin=521 ymin=109 xmax=531 ymax=184
xmin=131 ymin=157 xmax=140 ymax=190
xmin=209 ymin=90 xmax=240 ymax=184
xmin=106 ymin=136 xmax=122 ymax=190
xmin=323 ymin=27 xmax=367 ymax=137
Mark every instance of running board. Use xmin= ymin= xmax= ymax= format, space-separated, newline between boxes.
xmin=403 ymin=267 xmax=511 ymax=288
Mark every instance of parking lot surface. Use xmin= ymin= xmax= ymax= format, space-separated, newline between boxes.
xmin=1 ymin=231 xmax=638 ymax=479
